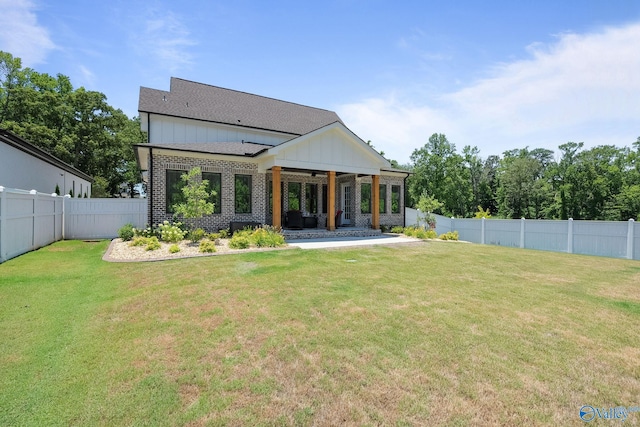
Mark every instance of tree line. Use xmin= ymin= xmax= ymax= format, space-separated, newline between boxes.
xmin=405 ymin=133 xmax=640 ymax=221
xmin=0 ymin=51 xmax=145 ymax=197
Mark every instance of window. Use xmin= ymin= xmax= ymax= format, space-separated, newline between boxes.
xmin=305 ymin=183 xmax=318 ymax=213
xmin=288 ymin=182 xmax=301 ymax=210
xmin=235 ymin=174 xmax=252 ymax=213
xmin=322 ymin=184 xmax=328 ymax=214
xmin=166 ymin=170 xmax=186 ymax=213
xmin=379 ymin=184 xmax=387 ymax=214
xmin=392 ymin=185 xmax=401 ymax=213
xmin=202 ymin=172 xmax=221 ymax=214
xmin=360 ymin=183 xmax=371 ymax=213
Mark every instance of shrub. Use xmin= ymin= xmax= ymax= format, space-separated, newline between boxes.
xmin=414 ymin=227 xmax=428 ymax=239
xmin=208 ymin=232 xmax=221 ymax=240
xmin=145 ymin=236 xmax=161 ymax=251
xmin=439 ymin=231 xmax=459 ymax=241
xmin=158 ymin=221 xmax=186 ymax=243
xmin=403 ymin=226 xmax=417 ymax=237
xmin=118 ymin=223 xmax=135 ymax=241
xmin=426 ymin=229 xmax=438 ymax=239
xmin=169 ymin=244 xmax=180 ymax=254
xmin=199 ymin=240 xmax=216 ymax=253
xmin=390 ymin=226 xmax=405 ymax=234
xmin=218 ymin=228 xmax=230 ymax=239
xmin=129 ymin=236 xmax=160 ymax=251
xmin=188 ymin=228 xmax=206 ymax=243
xmin=252 ymin=226 xmax=285 ymax=248
xmin=133 ymin=225 xmax=158 ymax=238
xmin=229 ymin=235 xmax=251 ymax=249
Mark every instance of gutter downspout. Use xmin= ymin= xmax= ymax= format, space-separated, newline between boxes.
xmin=147 ymin=112 xmax=154 ymax=227
xmin=403 ymin=173 xmax=409 ymax=227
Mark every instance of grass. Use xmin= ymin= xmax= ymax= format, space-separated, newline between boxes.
xmin=1 ymin=240 xmax=639 ymax=426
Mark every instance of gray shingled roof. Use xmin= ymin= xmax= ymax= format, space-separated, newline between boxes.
xmin=139 ymin=78 xmax=343 ymax=136
xmin=146 ymin=142 xmax=269 ymax=157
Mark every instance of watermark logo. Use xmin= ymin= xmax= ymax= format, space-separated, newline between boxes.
xmin=580 ymin=405 xmax=640 ymax=422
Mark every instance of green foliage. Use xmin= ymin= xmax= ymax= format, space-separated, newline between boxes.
xmin=403 ymin=226 xmax=437 ymax=239
xmin=188 ymin=228 xmax=206 ymax=243
xmin=118 ymin=223 xmax=135 ymax=241
xmin=54 ymin=184 xmax=60 ymax=195
xmin=474 ymin=206 xmax=492 ymax=219
xmin=229 ymin=234 xmax=251 ymax=249
xmin=0 ymin=51 xmax=146 ymax=197
xmin=199 ymin=240 xmax=217 ymax=253
xmin=218 ymin=228 xmax=230 ymax=239
xmin=169 ymin=244 xmax=180 ymax=254
xmin=439 ymin=231 xmax=459 ymax=241
xmin=172 ymin=167 xmax=215 ymax=228
xmin=416 ymin=193 xmax=443 ymax=228
xmin=133 ymin=225 xmax=158 ymax=239
xmin=208 ymin=232 xmax=221 ymax=240
xmin=390 ymin=226 xmax=405 ymax=234
xmin=252 ymin=226 xmax=286 ymax=248
xmin=129 ymin=236 xmax=160 ymax=251
xmin=157 ymin=221 xmax=186 ymax=243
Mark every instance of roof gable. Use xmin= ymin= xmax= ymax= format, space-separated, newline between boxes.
xmin=259 ymin=122 xmax=391 ymax=175
xmin=139 ymin=78 xmax=343 ymax=136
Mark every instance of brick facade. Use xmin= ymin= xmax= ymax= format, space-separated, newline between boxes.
xmin=146 ymin=153 xmax=405 ymax=232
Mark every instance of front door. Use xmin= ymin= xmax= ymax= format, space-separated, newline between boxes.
xmin=341 ymin=183 xmax=352 ymax=225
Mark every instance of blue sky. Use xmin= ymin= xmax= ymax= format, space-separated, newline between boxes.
xmin=1 ymin=0 xmax=639 ymax=164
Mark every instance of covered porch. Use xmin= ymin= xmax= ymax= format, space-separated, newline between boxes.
xmin=259 ymin=122 xmax=389 ymax=232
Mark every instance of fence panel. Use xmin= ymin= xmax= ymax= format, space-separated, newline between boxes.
xmin=64 ymin=198 xmax=147 ymax=239
xmin=0 ymin=187 xmax=63 ymax=263
xmin=634 ymin=221 xmax=640 ymax=260
xmin=485 ymin=219 xmax=520 ymax=247
xmin=451 ymin=218 xmax=481 ymax=243
xmin=572 ymin=220 xmax=629 ymax=259
xmin=524 ymin=220 xmax=568 ymax=252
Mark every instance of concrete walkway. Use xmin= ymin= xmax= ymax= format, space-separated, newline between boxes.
xmin=287 ymin=234 xmax=421 ymax=249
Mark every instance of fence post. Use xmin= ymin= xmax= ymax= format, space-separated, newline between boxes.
xmin=567 ymin=218 xmax=573 ymax=254
xmin=481 ymin=217 xmax=485 ymax=244
xmin=451 ymin=217 xmax=455 ymax=234
xmin=0 ymin=186 xmax=5 ymax=263
xmin=627 ymin=219 xmax=635 ymax=260
xmin=520 ymin=217 xmax=525 ymax=248
xmin=30 ymin=190 xmax=37 ymax=250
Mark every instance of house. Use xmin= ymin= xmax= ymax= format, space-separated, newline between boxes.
xmin=0 ymin=128 xmax=92 ymax=196
xmin=134 ymin=78 xmax=409 ymax=232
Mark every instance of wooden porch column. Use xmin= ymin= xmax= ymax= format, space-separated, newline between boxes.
xmin=327 ymin=171 xmax=336 ymax=231
xmin=272 ymin=166 xmax=282 ymax=228
xmin=372 ymin=174 xmax=380 ymax=230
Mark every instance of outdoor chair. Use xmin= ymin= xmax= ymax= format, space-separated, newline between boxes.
xmin=286 ymin=210 xmax=304 ymax=229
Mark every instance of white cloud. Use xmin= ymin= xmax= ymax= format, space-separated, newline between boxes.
xmin=339 ymin=22 xmax=640 ymax=162
xmin=134 ymin=10 xmax=197 ymax=73
xmin=0 ymin=0 xmax=55 ymax=65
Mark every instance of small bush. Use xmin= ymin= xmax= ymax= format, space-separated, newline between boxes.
xmin=133 ymin=225 xmax=158 ymax=238
xmin=252 ymin=226 xmax=285 ymax=248
xmin=188 ymin=228 xmax=206 ymax=243
xmin=129 ymin=236 xmax=160 ymax=251
xmin=118 ymin=223 xmax=135 ymax=241
xmin=439 ymin=231 xmax=459 ymax=241
xmin=390 ymin=226 xmax=405 ymax=234
xmin=145 ymin=236 xmax=161 ymax=251
xmin=218 ymin=228 xmax=230 ymax=239
xmin=199 ymin=240 xmax=216 ymax=253
xmin=158 ymin=221 xmax=186 ymax=243
xmin=426 ymin=229 xmax=438 ymax=239
xmin=403 ymin=226 xmax=417 ymax=237
xmin=208 ymin=232 xmax=221 ymax=241
xmin=229 ymin=235 xmax=251 ymax=249
xmin=169 ymin=244 xmax=180 ymax=254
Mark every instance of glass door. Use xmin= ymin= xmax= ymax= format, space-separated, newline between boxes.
xmin=341 ymin=183 xmax=351 ymax=225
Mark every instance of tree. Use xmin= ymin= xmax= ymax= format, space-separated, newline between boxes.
xmin=172 ymin=167 xmax=215 ymax=230
xmin=408 ymin=133 xmax=474 ymax=217
xmin=0 ymin=50 xmax=147 ymax=197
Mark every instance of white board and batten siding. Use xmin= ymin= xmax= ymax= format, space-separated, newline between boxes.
xmin=149 ymin=115 xmax=290 ymax=146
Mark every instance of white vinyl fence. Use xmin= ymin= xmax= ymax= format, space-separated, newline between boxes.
xmin=405 ymin=207 xmax=639 ymax=261
xmin=0 ymin=186 xmax=147 ymax=263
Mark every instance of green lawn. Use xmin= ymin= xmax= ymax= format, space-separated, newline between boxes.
xmin=1 ymin=240 xmax=639 ymax=426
